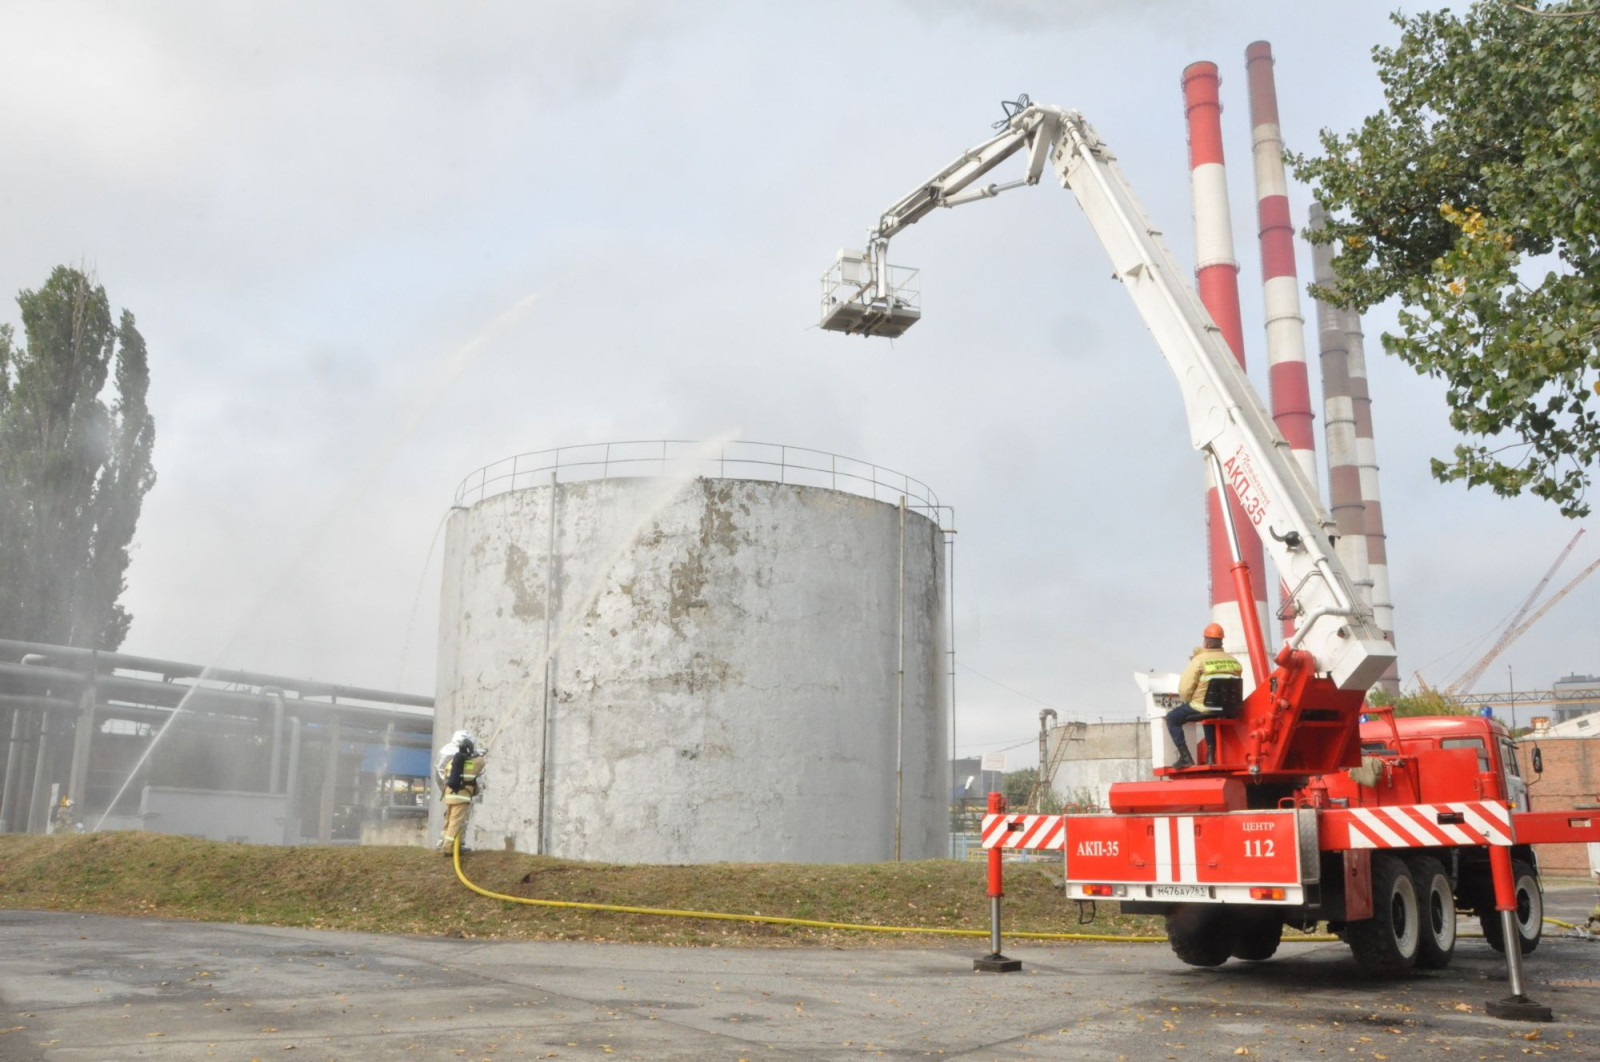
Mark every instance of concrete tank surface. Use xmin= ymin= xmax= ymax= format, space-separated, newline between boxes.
xmin=433 ymin=460 xmax=949 ymax=864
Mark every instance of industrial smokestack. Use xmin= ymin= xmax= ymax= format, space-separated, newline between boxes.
xmin=1344 ymin=301 xmax=1399 ymax=692
xmin=1308 ymin=203 xmax=1373 ymax=603
xmin=1182 ymin=60 xmax=1271 ymax=677
xmin=1245 ymin=41 xmax=1318 ymax=641
xmin=1309 ymin=202 xmax=1398 ymax=693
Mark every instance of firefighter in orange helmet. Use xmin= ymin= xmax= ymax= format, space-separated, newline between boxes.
xmin=1164 ymin=622 xmax=1242 ymax=769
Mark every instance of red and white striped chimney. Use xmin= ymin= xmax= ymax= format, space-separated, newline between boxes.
xmin=1245 ymin=41 xmax=1318 ymax=641
xmin=1183 ymin=60 xmax=1271 ymax=678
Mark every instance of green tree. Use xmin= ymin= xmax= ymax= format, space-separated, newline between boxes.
xmin=1366 ymin=684 xmax=1476 ymax=718
xmin=1001 ymin=766 xmax=1036 ymax=809
xmin=1293 ymin=1 xmax=1600 ymax=516
xmin=0 ymin=266 xmax=157 ymax=649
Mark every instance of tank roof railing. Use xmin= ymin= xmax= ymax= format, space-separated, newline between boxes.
xmin=454 ymin=439 xmax=951 ymax=528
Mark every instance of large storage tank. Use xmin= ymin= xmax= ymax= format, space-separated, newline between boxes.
xmin=432 ymin=441 xmax=950 ymax=863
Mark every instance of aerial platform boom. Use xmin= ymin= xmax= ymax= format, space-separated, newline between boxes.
xmin=821 ymin=101 xmax=1393 ymax=694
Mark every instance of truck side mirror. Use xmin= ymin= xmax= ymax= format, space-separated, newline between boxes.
xmin=1531 ymin=746 xmax=1543 ymax=775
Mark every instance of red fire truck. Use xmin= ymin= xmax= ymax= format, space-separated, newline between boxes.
xmin=1077 ymin=710 xmax=1561 ymax=977
xmin=821 ymin=98 xmax=1600 ymax=1019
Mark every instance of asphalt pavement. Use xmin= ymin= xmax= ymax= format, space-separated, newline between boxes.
xmin=2 ymin=885 xmax=1597 ymax=1061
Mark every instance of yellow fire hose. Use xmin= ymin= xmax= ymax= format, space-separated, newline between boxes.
xmin=450 ymin=837 xmax=1326 ymax=944
xmin=449 ymin=840 xmax=1600 ymax=944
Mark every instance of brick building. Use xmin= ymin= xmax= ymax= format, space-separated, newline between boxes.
xmin=1521 ymin=719 xmax=1600 ymax=879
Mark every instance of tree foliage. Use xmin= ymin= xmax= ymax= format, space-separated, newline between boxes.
xmin=1000 ymin=766 xmax=1037 ymax=809
xmin=1366 ymin=684 xmax=1476 ymax=718
xmin=0 ymin=266 xmax=157 ymax=649
xmin=1293 ymin=1 xmax=1600 ymax=516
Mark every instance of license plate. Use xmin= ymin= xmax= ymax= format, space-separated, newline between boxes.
xmin=1151 ymin=884 xmax=1210 ymax=899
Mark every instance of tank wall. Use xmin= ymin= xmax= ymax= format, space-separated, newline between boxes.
xmin=1045 ymin=721 xmax=1154 ymax=810
xmin=433 ymin=477 xmax=947 ymax=863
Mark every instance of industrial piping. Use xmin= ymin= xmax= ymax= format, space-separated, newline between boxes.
xmin=1182 ymin=60 xmax=1271 ymax=677
xmin=1244 ymin=41 xmax=1319 ymax=641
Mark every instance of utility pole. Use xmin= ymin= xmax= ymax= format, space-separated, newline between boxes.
xmin=1507 ymin=664 xmax=1516 ymax=732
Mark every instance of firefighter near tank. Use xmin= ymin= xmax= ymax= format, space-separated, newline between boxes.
xmin=1165 ymin=623 xmax=1243 ymax=769
xmin=435 ymin=730 xmax=485 ymax=854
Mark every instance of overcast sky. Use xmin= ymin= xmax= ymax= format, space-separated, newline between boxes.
xmin=2 ymin=1 xmax=1593 ymax=769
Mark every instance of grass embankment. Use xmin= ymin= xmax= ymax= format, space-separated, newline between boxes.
xmin=0 ymin=832 xmax=1164 ymax=947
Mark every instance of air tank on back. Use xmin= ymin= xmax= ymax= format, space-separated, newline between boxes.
xmin=431 ymin=441 xmax=950 ymax=863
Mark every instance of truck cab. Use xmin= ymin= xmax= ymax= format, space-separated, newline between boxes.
xmin=1317 ymin=714 xmax=1529 ymax=813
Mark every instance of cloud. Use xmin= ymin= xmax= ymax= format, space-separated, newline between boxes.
xmin=904 ymin=0 xmax=1225 ymax=35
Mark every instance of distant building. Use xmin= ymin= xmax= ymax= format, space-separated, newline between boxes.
xmin=1551 ymin=674 xmax=1600 ymax=724
xmin=1038 ymin=672 xmax=1172 ymax=810
xmin=950 ymin=757 xmax=1003 ymax=803
xmin=1520 ymin=714 xmax=1600 ymax=880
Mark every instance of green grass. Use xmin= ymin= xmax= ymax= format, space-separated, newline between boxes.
xmin=0 ymin=833 xmax=1165 ymax=947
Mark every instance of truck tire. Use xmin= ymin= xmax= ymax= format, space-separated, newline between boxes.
xmin=1345 ymin=853 xmax=1419 ymax=975
xmin=1406 ymin=855 xmax=1456 ymax=970
xmin=1167 ymin=904 xmax=1234 ymax=967
xmin=1230 ymin=909 xmax=1283 ymax=962
xmin=1480 ymin=860 xmax=1542 ymax=956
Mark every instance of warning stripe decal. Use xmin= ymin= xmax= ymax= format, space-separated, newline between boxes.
xmin=980 ymin=814 xmax=1065 ymax=850
xmin=1331 ymin=801 xmax=1513 ymax=849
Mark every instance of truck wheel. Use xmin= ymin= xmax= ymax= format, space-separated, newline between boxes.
xmin=1406 ymin=855 xmax=1456 ymax=970
xmin=1480 ymin=860 xmax=1542 ymax=956
xmin=1167 ymin=904 xmax=1235 ymax=967
xmin=1230 ymin=909 xmax=1283 ymax=962
xmin=1345 ymin=853 xmax=1419 ymax=975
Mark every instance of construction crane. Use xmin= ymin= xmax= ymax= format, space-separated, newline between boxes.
xmin=1445 ymin=529 xmax=1585 ymax=696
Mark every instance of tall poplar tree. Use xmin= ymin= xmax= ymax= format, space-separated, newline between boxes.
xmin=0 ymin=266 xmax=157 ymax=649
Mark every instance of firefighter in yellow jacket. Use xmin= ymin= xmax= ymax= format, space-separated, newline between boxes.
xmin=435 ymin=730 xmax=485 ymax=853
xmin=1164 ymin=623 xmax=1243 ymax=769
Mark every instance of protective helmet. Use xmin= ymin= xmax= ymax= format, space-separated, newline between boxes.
xmin=1202 ymin=623 xmax=1225 ymax=641
xmin=451 ymin=729 xmax=477 ymax=750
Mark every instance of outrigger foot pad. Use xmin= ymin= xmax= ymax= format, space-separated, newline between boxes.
xmin=973 ymin=953 xmax=1022 ymax=973
xmin=1485 ymin=995 xmax=1554 ymax=1022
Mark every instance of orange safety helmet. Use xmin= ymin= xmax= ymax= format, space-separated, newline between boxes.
xmin=1202 ymin=622 xmax=1225 ymax=641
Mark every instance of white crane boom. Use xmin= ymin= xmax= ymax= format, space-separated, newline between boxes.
xmin=821 ymin=103 xmax=1395 ymax=691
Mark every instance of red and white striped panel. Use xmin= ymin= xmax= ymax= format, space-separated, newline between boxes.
xmin=980 ymin=813 xmax=1065 ymax=850
xmin=1331 ymin=802 xmax=1514 ymax=850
